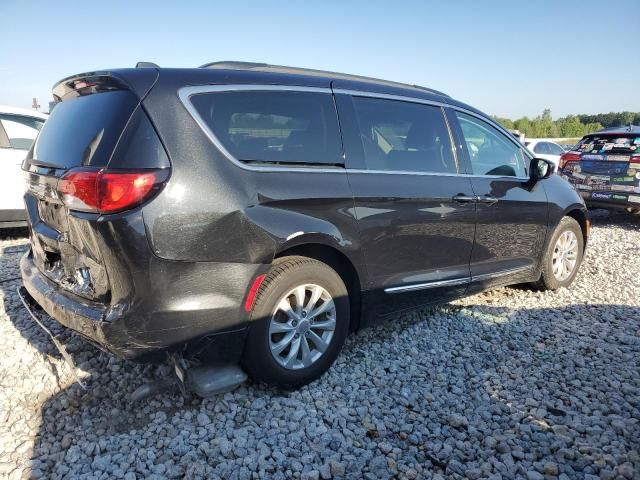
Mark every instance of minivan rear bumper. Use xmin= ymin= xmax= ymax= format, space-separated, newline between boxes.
xmin=20 ymin=250 xmax=263 ymax=361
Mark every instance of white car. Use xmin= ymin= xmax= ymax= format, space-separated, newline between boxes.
xmin=0 ymin=106 xmax=47 ymax=227
xmin=524 ymin=139 xmax=565 ymax=172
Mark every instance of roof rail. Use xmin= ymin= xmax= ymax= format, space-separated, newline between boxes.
xmin=200 ymin=61 xmax=268 ymax=69
xmin=199 ymin=60 xmax=450 ymax=97
xmin=136 ymin=61 xmax=160 ymax=68
xmin=410 ymin=84 xmax=449 ymax=98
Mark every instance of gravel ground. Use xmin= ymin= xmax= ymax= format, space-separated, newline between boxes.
xmin=1 ymin=211 xmax=639 ymax=480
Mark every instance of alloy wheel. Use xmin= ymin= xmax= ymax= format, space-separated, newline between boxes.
xmin=552 ymin=230 xmax=579 ymax=281
xmin=269 ymin=284 xmax=336 ymax=370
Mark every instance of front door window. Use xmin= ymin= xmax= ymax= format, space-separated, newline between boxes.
xmin=455 ymin=112 xmax=527 ymax=177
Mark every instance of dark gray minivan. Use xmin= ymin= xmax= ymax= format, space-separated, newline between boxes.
xmin=19 ymin=62 xmax=588 ymax=389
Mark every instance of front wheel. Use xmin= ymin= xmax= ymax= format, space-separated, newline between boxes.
xmin=242 ymin=256 xmax=349 ymax=387
xmin=537 ymin=216 xmax=584 ymax=290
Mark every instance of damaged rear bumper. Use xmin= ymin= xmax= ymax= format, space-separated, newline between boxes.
xmin=20 ymin=250 xmax=262 ymax=362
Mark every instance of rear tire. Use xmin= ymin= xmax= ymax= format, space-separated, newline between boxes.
xmin=242 ymin=256 xmax=349 ymax=387
xmin=536 ymin=216 xmax=584 ymax=291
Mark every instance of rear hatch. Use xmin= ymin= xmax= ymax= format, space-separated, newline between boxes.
xmin=23 ymin=71 xmax=168 ymax=303
xmin=559 ymin=133 xmax=640 ymax=203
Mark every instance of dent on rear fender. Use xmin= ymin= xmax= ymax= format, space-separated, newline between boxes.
xmin=146 ymin=208 xmax=275 ymax=263
xmin=146 ymin=204 xmax=351 ymax=264
xmin=244 ymin=204 xmax=352 ymax=253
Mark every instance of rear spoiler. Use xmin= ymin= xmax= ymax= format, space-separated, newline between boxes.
xmin=52 ymin=69 xmax=159 ymax=103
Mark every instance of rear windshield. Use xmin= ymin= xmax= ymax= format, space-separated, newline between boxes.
xmin=31 ymin=90 xmax=138 ymax=169
xmin=189 ymin=90 xmax=343 ymax=166
xmin=574 ymin=134 xmax=640 ymax=157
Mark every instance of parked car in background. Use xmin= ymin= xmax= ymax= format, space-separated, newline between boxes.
xmin=560 ymin=143 xmax=575 ymax=151
xmin=559 ymin=125 xmax=640 ymax=214
xmin=524 ymin=139 xmax=565 ymax=171
xmin=19 ymin=62 xmax=588 ymax=391
xmin=0 ymin=106 xmax=47 ymax=227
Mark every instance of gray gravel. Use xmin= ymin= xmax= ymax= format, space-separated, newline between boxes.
xmin=1 ymin=212 xmax=639 ymax=480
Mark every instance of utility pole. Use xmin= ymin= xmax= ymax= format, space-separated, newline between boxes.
xmin=32 ymin=98 xmax=40 ymax=111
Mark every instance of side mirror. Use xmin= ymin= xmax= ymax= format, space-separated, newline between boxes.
xmin=529 ymin=157 xmax=554 ymax=182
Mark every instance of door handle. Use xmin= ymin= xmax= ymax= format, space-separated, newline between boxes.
xmin=477 ymin=195 xmax=499 ymax=205
xmin=452 ymin=194 xmax=477 ymax=203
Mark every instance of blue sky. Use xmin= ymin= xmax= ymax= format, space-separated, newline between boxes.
xmin=2 ymin=0 xmax=639 ymax=119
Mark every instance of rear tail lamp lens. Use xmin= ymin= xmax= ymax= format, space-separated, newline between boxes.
xmin=58 ymin=168 xmax=169 ymax=214
xmin=559 ymin=152 xmax=581 ymax=169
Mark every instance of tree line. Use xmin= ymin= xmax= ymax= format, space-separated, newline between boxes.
xmin=493 ymin=110 xmax=640 ymax=139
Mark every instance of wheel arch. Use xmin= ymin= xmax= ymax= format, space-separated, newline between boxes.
xmin=274 ymin=242 xmax=363 ymax=331
xmin=564 ymin=206 xmax=589 ymax=248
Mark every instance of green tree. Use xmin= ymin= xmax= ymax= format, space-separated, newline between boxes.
xmin=513 ymin=117 xmax=531 ymax=136
xmin=622 ymin=112 xmax=634 ymax=126
xmin=493 ymin=116 xmax=514 ymax=129
xmin=493 ymin=111 xmax=634 ymax=139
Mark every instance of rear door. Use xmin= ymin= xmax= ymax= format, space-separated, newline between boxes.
xmin=447 ymin=108 xmax=548 ymax=286
xmin=336 ymin=93 xmax=477 ymax=316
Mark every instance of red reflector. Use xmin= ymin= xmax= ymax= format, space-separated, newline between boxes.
xmin=244 ymin=274 xmax=266 ymax=313
xmin=58 ymin=168 xmax=167 ymax=214
xmin=559 ymin=152 xmax=581 ymax=169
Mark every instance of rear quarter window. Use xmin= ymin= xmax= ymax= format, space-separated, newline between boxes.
xmin=188 ymin=90 xmax=343 ymax=166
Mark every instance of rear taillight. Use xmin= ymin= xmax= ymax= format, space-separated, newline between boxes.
xmin=559 ymin=152 xmax=581 ymax=170
xmin=57 ymin=168 xmax=169 ymax=214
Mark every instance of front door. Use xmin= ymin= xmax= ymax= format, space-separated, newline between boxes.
xmin=336 ymin=93 xmax=477 ymax=316
xmin=447 ymin=109 xmax=548 ymax=289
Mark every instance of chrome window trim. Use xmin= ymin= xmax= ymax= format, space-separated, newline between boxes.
xmin=333 ymin=88 xmax=447 ymax=108
xmin=333 ymin=88 xmax=524 ymax=152
xmin=178 ymin=84 xmax=345 ymax=174
xmin=385 ymin=265 xmax=532 ymax=294
xmin=179 ymin=83 xmax=532 ymax=179
xmin=345 ymin=169 xmax=529 ymax=180
xmin=334 ymin=88 xmax=531 ymax=180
